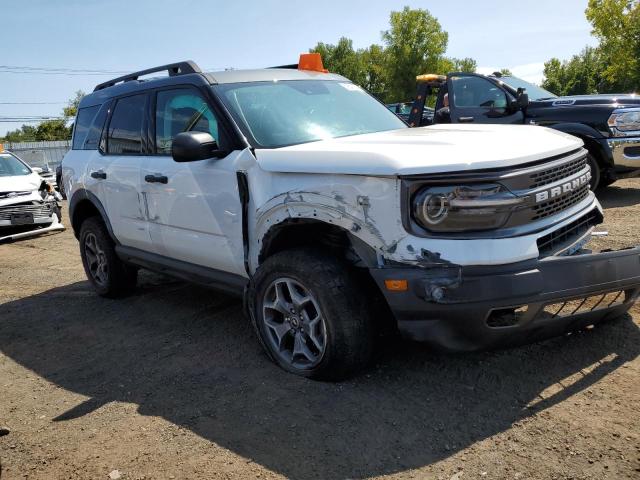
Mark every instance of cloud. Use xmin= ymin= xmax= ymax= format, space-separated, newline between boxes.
xmin=477 ymin=62 xmax=546 ymax=85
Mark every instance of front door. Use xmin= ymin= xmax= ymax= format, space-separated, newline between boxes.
xmin=141 ymin=86 xmax=246 ymax=277
xmin=447 ymin=74 xmax=524 ymax=124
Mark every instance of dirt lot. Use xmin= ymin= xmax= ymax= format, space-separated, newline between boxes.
xmin=1 ymin=181 xmax=639 ymax=480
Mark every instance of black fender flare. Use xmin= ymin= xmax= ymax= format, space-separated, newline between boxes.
xmin=68 ymin=188 xmax=118 ymax=243
xmin=549 ymin=123 xmax=614 ymax=168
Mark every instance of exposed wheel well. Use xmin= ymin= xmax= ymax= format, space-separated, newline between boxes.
xmin=70 ymin=199 xmax=102 ymax=239
xmin=259 ymin=218 xmax=374 ymax=267
xmin=258 ymin=219 xmax=395 ymax=333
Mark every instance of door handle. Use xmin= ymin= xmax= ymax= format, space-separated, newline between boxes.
xmin=90 ymin=170 xmax=107 ymax=180
xmin=458 ymin=116 xmax=475 ymax=123
xmin=144 ymin=174 xmax=168 ymax=184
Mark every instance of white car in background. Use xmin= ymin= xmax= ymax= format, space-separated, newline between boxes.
xmin=0 ymin=149 xmax=64 ymax=243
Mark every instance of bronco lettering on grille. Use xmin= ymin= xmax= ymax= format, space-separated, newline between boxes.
xmin=534 ymin=171 xmax=591 ymax=203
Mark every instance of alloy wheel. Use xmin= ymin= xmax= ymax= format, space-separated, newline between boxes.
xmin=262 ymin=277 xmax=327 ymax=369
xmin=84 ymin=232 xmax=108 ymax=286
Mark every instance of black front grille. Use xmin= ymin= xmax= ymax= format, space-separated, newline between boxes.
xmin=531 ymin=184 xmax=590 ymax=220
xmin=0 ymin=202 xmax=53 ymax=221
xmin=529 ymin=155 xmax=588 ymax=188
xmin=536 ymin=209 xmax=602 ymax=257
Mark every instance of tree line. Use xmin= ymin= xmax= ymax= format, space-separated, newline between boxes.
xmin=2 ymin=1 xmax=637 ymax=143
xmin=312 ymin=1 xmax=639 ymax=102
xmin=1 ymin=91 xmax=83 ymax=143
xmin=542 ymin=0 xmax=639 ymax=95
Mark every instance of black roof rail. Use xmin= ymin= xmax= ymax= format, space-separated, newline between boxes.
xmin=93 ymin=61 xmax=202 ymax=92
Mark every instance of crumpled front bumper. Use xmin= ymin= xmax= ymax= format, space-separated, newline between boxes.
xmin=0 ymin=212 xmax=64 ymax=244
xmin=370 ymin=247 xmax=640 ymax=351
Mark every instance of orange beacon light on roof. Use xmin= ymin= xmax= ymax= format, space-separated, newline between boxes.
xmin=298 ymin=53 xmax=328 ymax=73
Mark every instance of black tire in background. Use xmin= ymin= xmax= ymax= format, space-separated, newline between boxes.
xmin=59 ymin=181 xmax=66 ymax=200
xmin=79 ymin=216 xmax=137 ymax=298
xmin=587 ymin=153 xmax=601 ymax=190
xmin=249 ymin=248 xmax=374 ymax=380
xmin=53 ymin=204 xmax=62 ymax=223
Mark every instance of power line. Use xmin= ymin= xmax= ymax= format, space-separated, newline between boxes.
xmin=0 ymin=101 xmax=67 ymax=105
xmin=0 ymin=120 xmax=66 ymax=123
xmin=0 ymin=65 xmax=129 ymax=74
xmin=0 ymin=70 xmax=123 ymax=76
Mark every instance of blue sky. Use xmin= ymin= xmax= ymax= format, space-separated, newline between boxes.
xmin=1 ymin=0 xmax=596 ymax=135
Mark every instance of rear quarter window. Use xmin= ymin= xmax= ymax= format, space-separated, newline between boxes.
xmin=72 ymin=105 xmax=100 ymax=150
xmin=82 ymin=103 xmax=110 ymax=150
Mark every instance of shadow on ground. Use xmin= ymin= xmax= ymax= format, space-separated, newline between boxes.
xmin=1 ymin=274 xmax=638 ymax=479
xmin=597 ymin=185 xmax=640 ymax=209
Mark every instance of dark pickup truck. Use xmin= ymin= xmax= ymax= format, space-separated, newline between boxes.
xmin=407 ymin=73 xmax=640 ymax=189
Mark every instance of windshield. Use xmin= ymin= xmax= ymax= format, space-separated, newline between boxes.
xmin=20 ymin=153 xmax=50 ymax=170
xmin=214 ymin=80 xmax=406 ymax=148
xmin=0 ymin=153 xmax=32 ymax=177
xmin=499 ymin=76 xmax=557 ymax=101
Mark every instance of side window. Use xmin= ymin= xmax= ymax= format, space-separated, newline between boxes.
xmin=72 ymin=105 xmax=100 ymax=150
xmin=451 ymin=76 xmax=508 ymax=109
xmin=155 ymin=89 xmax=220 ymax=154
xmin=107 ymin=94 xmax=147 ymax=155
xmin=83 ymin=102 xmax=110 ymax=150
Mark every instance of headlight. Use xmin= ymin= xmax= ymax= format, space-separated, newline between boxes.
xmin=413 ymin=184 xmax=524 ymax=232
xmin=608 ymin=109 xmax=640 ymax=136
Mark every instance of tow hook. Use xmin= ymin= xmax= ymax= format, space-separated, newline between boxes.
xmin=420 ymin=265 xmax=462 ymax=303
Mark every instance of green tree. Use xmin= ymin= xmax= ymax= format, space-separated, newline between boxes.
xmin=3 ymin=125 xmax=38 ymax=143
xmin=499 ymin=68 xmax=513 ymax=76
xmin=308 ymin=7 xmax=474 ymax=103
xmin=360 ymin=44 xmax=388 ymax=99
xmin=312 ymin=38 xmax=366 ymax=86
xmin=382 ymin=7 xmax=449 ymax=101
xmin=586 ymin=0 xmax=640 ymax=92
xmin=312 ymin=40 xmax=389 ymax=99
xmin=542 ymin=46 xmax=603 ymax=95
xmin=63 ymin=90 xmax=85 ymax=118
xmin=452 ymin=57 xmax=478 ymax=73
xmin=35 ymin=119 xmax=70 ymax=141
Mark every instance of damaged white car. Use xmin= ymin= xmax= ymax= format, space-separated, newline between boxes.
xmin=0 ymin=150 xmax=64 ymax=243
xmin=63 ymin=56 xmax=640 ymax=380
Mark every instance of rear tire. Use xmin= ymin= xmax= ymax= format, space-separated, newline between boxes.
xmin=79 ymin=216 xmax=137 ymax=297
xmin=249 ymin=248 xmax=374 ymax=380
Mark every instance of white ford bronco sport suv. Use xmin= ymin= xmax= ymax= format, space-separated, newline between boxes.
xmin=63 ymin=55 xmax=640 ymax=379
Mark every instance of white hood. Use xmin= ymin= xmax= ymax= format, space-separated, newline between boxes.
xmin=0 ymin=172 xmax=41 ymax=193
xmin=0 ymin=173 xmax=42 ymax=207
xmin=254 ymin=124 xmax=583 ymax=176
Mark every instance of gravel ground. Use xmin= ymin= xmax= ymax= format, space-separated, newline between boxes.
xmin=0 ymin=180 xmax=639 ymax=480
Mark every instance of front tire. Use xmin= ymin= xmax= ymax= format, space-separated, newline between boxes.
xmin=79 ymin=216 xmax=137 ymax=297
xmin=250 ymin=248 xmax=374 ymax=380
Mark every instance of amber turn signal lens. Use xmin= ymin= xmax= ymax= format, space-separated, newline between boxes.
xmin=384 ymin=279 xmax=408 ymax=292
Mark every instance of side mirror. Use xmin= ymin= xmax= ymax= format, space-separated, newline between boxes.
xmin=516 ymin=87 xmax=529 ymax=109
xmin=32 ymin=167 xmax=43 ymax=174
xmin=171 ymin=131 xmax=228 ymax=163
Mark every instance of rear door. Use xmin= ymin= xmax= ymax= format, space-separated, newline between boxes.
xmin=447 ymin=74 xmax=523 ymax=124
xmin=140 ymin=86 xmax=246 ymax=276
xmin=98 ymin=92 xmax=151 ymax=250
